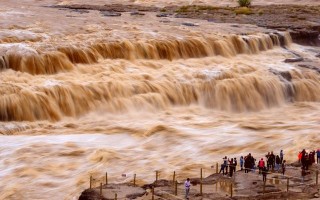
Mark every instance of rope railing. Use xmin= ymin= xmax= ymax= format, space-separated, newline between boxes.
xmin=86 ymin=163 xmax=319 ymax=199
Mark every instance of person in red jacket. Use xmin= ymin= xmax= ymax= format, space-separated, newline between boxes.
xmin=298 ymin=152 xmax=302 ymax=163
xmin=258 ymin=158 xmax=265 ymax=174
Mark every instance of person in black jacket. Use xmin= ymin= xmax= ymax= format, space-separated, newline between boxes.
xmin=234 ymin=158 xmax=237 ymax=173
xmin=269 ymin=151 xmax=275 ymax=171
xmin=229 ymin=158 xmax=235 ymax=177
xmin=244 ymin=153 xmax=253 ymax=173
xmin=275 ymin=155 xmax=281 ymax=172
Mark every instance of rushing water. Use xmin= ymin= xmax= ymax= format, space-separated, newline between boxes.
xmin=0 ymin=0 xmax=320 ymax=199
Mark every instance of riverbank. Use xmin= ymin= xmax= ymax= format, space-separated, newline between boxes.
xmin=79 ymin=162 xmax=320 ymax=200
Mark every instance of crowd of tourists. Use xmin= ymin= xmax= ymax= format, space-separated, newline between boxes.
xmin=298 ymin=149 xmax=319 ymax=170
xmin=299 ymin=149 xmax=320 ymax=182
xmin=184 ymin=149 xmax=320 ymax=199
xmin=218 ymin=150 xmax=287 ymax=179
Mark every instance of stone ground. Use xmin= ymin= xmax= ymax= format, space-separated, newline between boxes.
xmin=53 ymin=4 xmax=320 ymax=46
xmin=79 ymin=163 xmax=320 ymax=200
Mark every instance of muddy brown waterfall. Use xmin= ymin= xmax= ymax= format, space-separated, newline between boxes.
xmin=2 ymin=33 xmax=313 ymax=121
xmin=0 ymin=0 xmax=320 ymax=200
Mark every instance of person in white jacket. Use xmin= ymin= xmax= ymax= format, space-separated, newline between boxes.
xmin=185 ymin=178 xmax=191 ymax=199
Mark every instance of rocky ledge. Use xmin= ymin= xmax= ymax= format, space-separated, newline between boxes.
xmin=52 ymin=4 xmax=320 ymax=46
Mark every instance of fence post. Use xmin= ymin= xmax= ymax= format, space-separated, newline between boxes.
xmin=152 ymin=186 xmax=155 ymax=200
xmin=287 ymin=178 xmax=289 ymax=192
xmin=173 ymin=171 xmax=176 ymax=186
xmin=100 ymin=183 xmax=102 ymax=198
xmin=215 ymin=180 xmax=218 ymax=192
xmin=133 ymin=174 xmax=136 ymax=186
xmin=230 ymin=183 xmax=233 ymax=197
xmin=175 ymin=180 xmax=178 ymax=196
xmin=106 ymin=172 xmax=108 ymax=185
xmin=316 ymin=170 xmax=318 ymax=185
xmin=114 ymin=193 xmax=117 ymax=200
xmin=90 ymin=175 xmax=92 ymax=189
xmin=216 ymin=163 xmax=218 ymax=174
xmin=200 ymin=168 xmax=203 ymax=196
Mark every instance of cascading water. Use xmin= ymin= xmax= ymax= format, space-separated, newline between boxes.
xmin=2 ymin=32 xmax=313 ymax=122
xmin=0 ymin=0 xmax=319 ymax=199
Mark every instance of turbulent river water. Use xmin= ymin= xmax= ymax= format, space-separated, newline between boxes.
xmin=0 ymin=0 xmax=320 ymax=199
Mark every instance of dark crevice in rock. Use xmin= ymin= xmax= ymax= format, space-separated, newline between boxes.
xmin=298 ymin=64 xmax=320 ymax=73
xmin=100 ymin=11 xmax=121 ymax=17
xmin=289 ymin=30 xmax=320 ymax=46
xmin=284 ymin=57 xmax=304 ymax=63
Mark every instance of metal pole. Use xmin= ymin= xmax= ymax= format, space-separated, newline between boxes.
xmin=134 ymin=174 xmax=136 ymax=186
xmin=106 ymin=172 xmax=108 ymax=185
xmin=287 ymin=178 xmax=289 ymax=192
xmin=175 ymin=180 xmax=178 ymax=196
xmin=216 ymin=163 xmax=218 ymax=174
xmin=230 ymin=183 xmax=233 ymax=197
xmin=90 ymin=175 xmax=92 ymax=189
xmin=114 ymin=193 xmax=117 ymax=200
xmin=152 ymin=186 xmax=155 ymax=200
xmin=173 ymin=171 xmax=176 ymax=186
xmin=316 ymin=170 xmax=319 ymax=185
xmin=200 ymin=168 xmax=203 ymax=196
xmin=155 ymin=171 xmax=158 ymax=185
xmin=263 ymin=181 xmax=265 ymax=194
xmin=100 ymin=183 xmax=102 ymax=198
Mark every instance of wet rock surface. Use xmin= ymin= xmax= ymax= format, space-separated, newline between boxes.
xmin=130 ymin=11 xmax=145 ymax=16
xmin=181 ymin=22 xmax=199 ymax=27
xmin=284 ymin=57 xmax=304 ymax=63
xmin=298 ymin=64 xmax=320 ymax=73
xmin=156 ymin=13 xmax=169 ymax=17
xmin=100 ymin=11 xmax=121 ymax=17
xmin=79 ymin=164 xmax=320 ymax=200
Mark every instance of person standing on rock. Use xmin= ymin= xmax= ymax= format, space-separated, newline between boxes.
xmin=298 ymin=151 xmax=302 ymax=163
xmin=244 ymin=153 xmax=253 ymax=173
xmin=244 ymin=155 xmax=249 ymax=173
xmin=229 ymin=158 xmax=235 ymax=177
xmin=223 ymin=156 xmax=228 ymax=175
xmin=266 ymin=152 xmax=271 ymax=169
xmin=240 ymin=156 xmax=244 ymax=170
xmin=219 ymin=163 xmax=225 ymax=175
xmin=280 ymin=150 xmax=284 ymax=163
xmin=258 ymin=158 xmax=265 ymax=174
xmin=305 ymin=153 xmax=310 ymax=170
xmin=301 ymin=149 xmax=306 ymax=169
xmin=275 ymin=155 xmax=281 ymax=172
xmin=252 ymin=158 xmax=256 ymax=173
xmin=269 ymin=151 xmax=276 ymax=171
xmin=317 ymin=149 xmax=320 ymax=164
xmin=219 ymin=156 xmax=228 ymax=175
xmin=184 ymin=178 xmax=191 ymax=199
xmin=282 ymin=160 xmax=286 ymax=176
xmin=234 ymin=158 xmax=237 ymax=172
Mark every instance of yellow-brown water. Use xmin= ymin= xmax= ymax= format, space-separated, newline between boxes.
xmin=0 ymin=0 xmax=320 ymax=199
